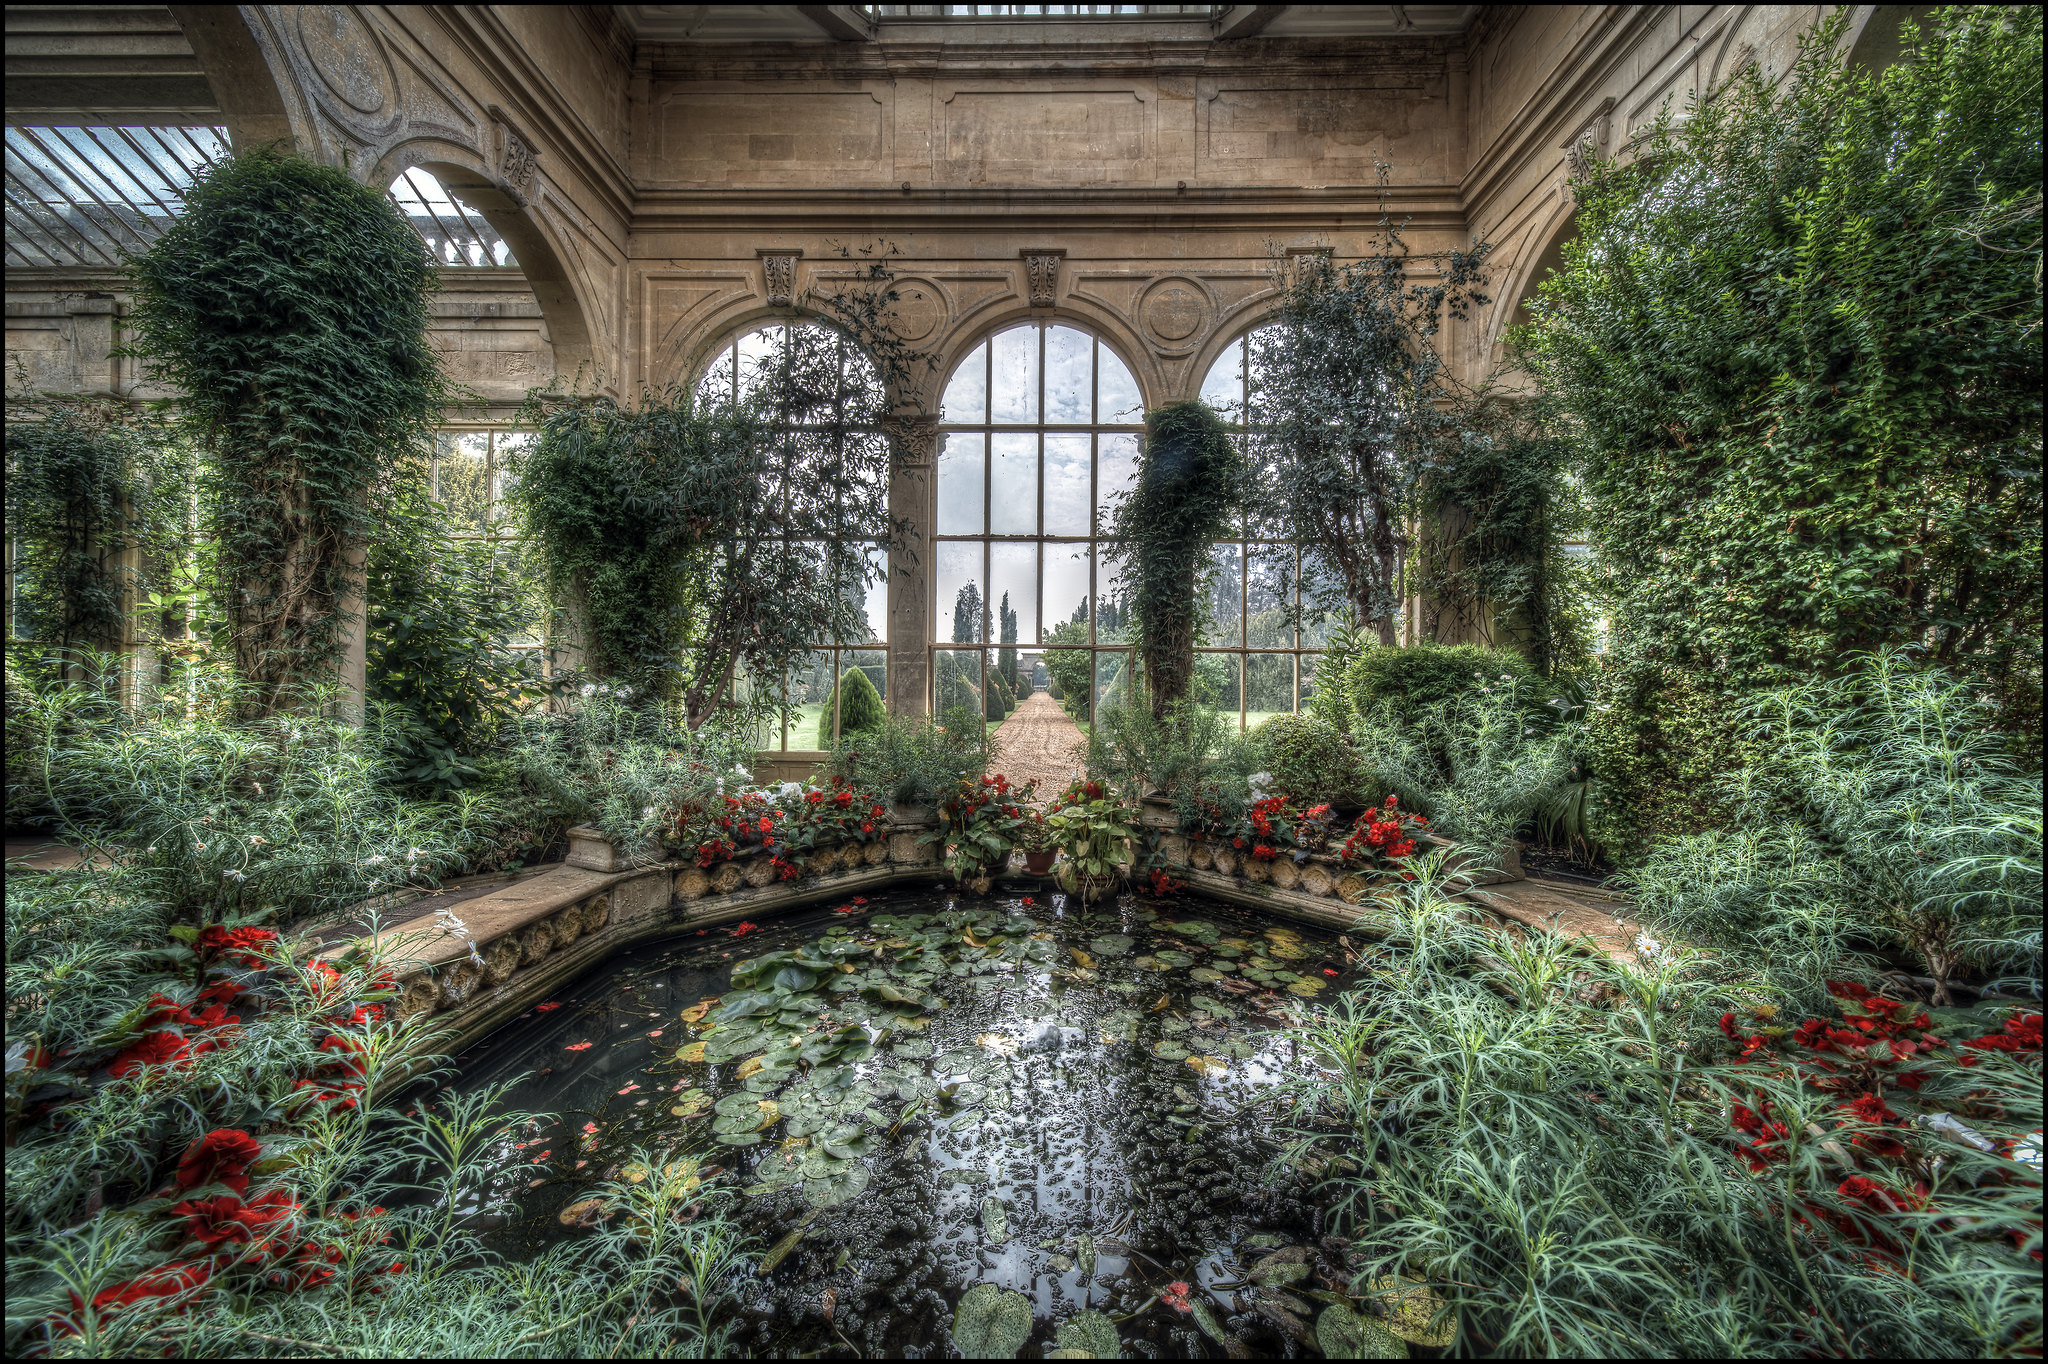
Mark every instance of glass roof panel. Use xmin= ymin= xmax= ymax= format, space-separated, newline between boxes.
xmin=5 ymin=127 xmax=516 ymax=271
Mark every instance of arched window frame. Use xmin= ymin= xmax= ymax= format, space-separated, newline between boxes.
xmin=695 ymin=319 xmax=891 ymax=753
xmin=931 ymin=320 xmax=1150 ymax=724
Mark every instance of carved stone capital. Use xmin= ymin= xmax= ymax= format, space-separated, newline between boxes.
xmin=1561 ymin=97 xmax=1616 ymax=183
xmin=757 ymin=248 xmax=803 ymax=307
xmin=1021 ymin=248 xmax=1065 ymax=308
xmin=887 ymin=415 xmax=941 ymax=467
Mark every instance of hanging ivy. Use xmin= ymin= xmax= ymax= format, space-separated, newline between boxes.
xmin=2 ymin=390 xmax=189 ymax=679
xmin=1106 ymin=400 xmax=1244 ymax=715
xmin=509 ymin=248 xmax=927 ymax=728
xmin=123 ymin=149 xmax=452 ymax=716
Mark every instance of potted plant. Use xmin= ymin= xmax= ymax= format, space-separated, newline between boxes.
xmin=1047 ymin=778 xmax=1136 ymax=902
xmin=923 ymin=773 xmax=1035 ymax=894
xmin=1018 ymin=808 xmax=1057 ymax=874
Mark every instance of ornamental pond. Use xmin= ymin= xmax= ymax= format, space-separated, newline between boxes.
xmin=443 ymin=886 xmax=1416 ymax=1358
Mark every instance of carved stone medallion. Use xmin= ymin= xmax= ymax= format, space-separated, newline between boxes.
xmin=1142 ymin=280 xmax=1204 ymax=342
xmin=297 ymin=6 xmax=393 ymax=116
xmin=887 ymin=280 xmax=942 ymax=342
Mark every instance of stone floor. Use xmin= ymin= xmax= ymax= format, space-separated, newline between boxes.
xmin=989 ymin=691 xmax=1089 ymax=800
xmin=1469 ymin=876 xmax=1645 ymax=963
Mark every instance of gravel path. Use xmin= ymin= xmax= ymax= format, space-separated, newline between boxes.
xmin=991 ymin=691 xmax=1088 ymax=800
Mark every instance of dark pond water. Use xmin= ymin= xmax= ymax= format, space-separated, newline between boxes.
xmin=443 ymin=884 xmax=1371 ymax=1357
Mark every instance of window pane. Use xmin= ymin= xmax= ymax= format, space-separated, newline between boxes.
xmin=990 ymin=433 xmax=1037 ymax=535
xmin=1204 ymin=541 xmax=1243 ymax=647
xmin=435 ymin=433 xmax=490 ymax=533
xmin=1098 ymin=343 xmax=1141 ymax=423
xmin=990 ymin=326 xmax=1038 ymax=424
xmin=990 ymin=542 xmax=1037 ymax=646
xmin=696 ymin=342 xmax=735 ymax=403
xmin=1043 ymin=434 xmax=1091 ymax=535
xmin=937 ymin=433 xmax=985 ymax=534
xmin=787 ymin=649 xmax=835 ymax=750
xmin=736 ymin=325 xmax=781 ymax=398
xmin=1042 ymin=541 xmax=1091 ymax=638
xmin=938 ymin=541 xmax=985 ymax=643
xmin=1299 ymin=650 xmax=1331 ymax=719
xmin=1095 ymin=433 xmax=1138 ymax=536
xmin=1199 ymin=335 xmax=1243 ymax=415
xmin=491 ymin=432 xmax=531 ymax=523
xmin=935 ymin=646 xmax=983 ymax=718
xmin=1300 ymin=548 xmax=1345 ymax=647
xmin=1245 ymin=653 xmax=1293 ymax=726
xmin=732 ymin=658 xmax=777 ymax=751
xmin=1044 ymin=325 xmax=1091 ymax=422
xmin=1196 ymin=650 xmax=1242 ymax=719
xmin=1096 ymin=542 xmax=1135 ymax=644
xmin=1096 ymin=649 xmax=1135 ymax=716
xmin=837 ymin=649 xmax=887 ymax=741
xmin=1246 ymin=544 xmax=1294 ymax=648
xmin=856 ymin=542 xmax=888 ymax=644
xmin=941 ymin=342 xmax=987 ymax=422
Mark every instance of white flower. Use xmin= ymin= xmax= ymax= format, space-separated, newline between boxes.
xmin=1247 ymin=771 xmax=1273 ymax=796
xmin=248 ymin=835 xmax=265 ymax=846
xmin=777 ymin=781 xmax=803 ymax=799
xmin=642 ymin=806 xmax=656 ymax=819
xmin=362 ymin=855 xmax=386 ymax=866
xmin=1632 ymin=933 xmax=1672 ymax=965
xmin=581 ymin=683 xmax=597 ymax=698
xmin=2013 ymin=1131 xmax=2043 ymax=1169
xmin=616 ymin=685 xmax=633 ymax=699
xmin=223 ymin=869 xmax=246 ymax=882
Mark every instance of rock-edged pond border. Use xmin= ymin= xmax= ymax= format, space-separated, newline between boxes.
xmin=326 ymin=815 xmax=1518 ymax=1053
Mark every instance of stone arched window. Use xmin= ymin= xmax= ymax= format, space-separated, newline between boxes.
xmin=932 ymin=321 xmax=1146 ymax=720
xmin=697 ymin=321 xmax=890 ymax=752
xmin=1194 ymin=326 xmax=1340 ymax=729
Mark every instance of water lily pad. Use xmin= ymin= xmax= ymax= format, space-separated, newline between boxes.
xmin=757 ymin=1219 xmax=812 ymax=1274
xmin=1189 ymin=1298 xmax=1232 ymax=1346
xmin=950 ymin=1081 xmax=989 ymax=1108
xmin=1159 ymin=1016 xmax=1191 ymax=1035
xmin=678 ymin=999 xmax=716 ymax=1025
xmin=1185 ymin=1054 xmax=1228 ymax=1076
xmin=1367 ymin=1276 xmax=1456 ymax=1348
xmin=1152 ymin=1040 xmax=1191 ymax=1061
xmin=1190 ymin=967 xmax=1226 ymax=983
xmin=1287 ymin=977 xmax=1326 ymax=996
xmin=982 ymin=1195 xmax=1008 ymax=1241
xmin=673 ymin=1041 xmax=707 ymax=1064
xmin=715 ymin=1091 xmax=766 ymax=1117
xmin=1052 ymin=1308 xmax=1119 ymax=1358
xmin=940 ymin=1167 xmax=988 ymax=1185
xmin=892 ymin=1037 xmax=935 ymax=1059
xmin=715 ymin=990 xmax=780 ymax=1021
xmin=1089 ymin=934 xmax=1136 ymax=957
xmin=1316 ymin=1302 xmax=1409 ymax=1358
xmin=803 ymin=1160 xmax=871 ymax=1208
xmin=669 ymin=1088 xmax=711 ymax=1119
xmin=985 ymin=1085 xmax=1012 ymax=1112
xmin=820 ymin=1124 xmax=873 ymax=1159
xmin=800 ymin=1146 xmax=851 ymax=1179
xmin=1250 ymin=1254 xmax=1311 ymax=1287
xmin=953 ymin=1283 xmax=1034 ymax=1359
xmin=1076 ymin=1232 xmax=1095 ymax=1279
xmin=1155 ymin=951 xmax=1195 ymax=968
xmin=1190 ymin=994 xmax=1231 ymax=1016
xmin=1130 ymin=956 xmax=1161 ymax=971
xmin=714 ymin=1131 xmax=762 ymax=1147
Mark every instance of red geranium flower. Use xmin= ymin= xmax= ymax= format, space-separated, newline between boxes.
xmin=109 ymin=1030 xmax=198 ymax=1079
xmin=1160 ymin=1281 xmax=1192 ymax=1313
xmin=64 ymin=1259 xmax=212 ymax=1323
xmin=177 ymin=1129 xmax=263 ymax=1194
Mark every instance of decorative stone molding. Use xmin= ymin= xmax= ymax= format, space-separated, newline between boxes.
xmin=1021 ymin=249 xmax=1065 ymax=308
xmin=887 ymin=415 xmax=942 ymax=467
xmin=489 ymin=106 xmax=538 ymax=205
xmin=1561 ymin=97 xmax=1617 ymax=182
xmin=757 ymin=248 xmax=803 ymax=307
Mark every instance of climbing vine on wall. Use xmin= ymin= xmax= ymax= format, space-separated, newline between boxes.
xmin=124 ymin=149 xmax=453 ymax=717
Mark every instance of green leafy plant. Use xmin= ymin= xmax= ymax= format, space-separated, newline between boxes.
xmin=1046 ymin=778 xmax=1137 ymax=884
xmin=925 ymin=773 xmax=1034 ymax=886
xmin=1104 ymin=400 xmax=1244 ymax=713
xmin=1251 ymin=712 xmax=1364 ymax=809
xmin=1247 ymin=207 xmax=1493 ymax=645
xmin=1627 ymin=651 xmax=2044 ymax=1004
xmin=123 ymin=149 xmax=453 ymax=717
xmin=1515 ymin=6 xmax=2043 ymax=727
xmin=1321 ymin=640 xmax=1539 ymax=735
xmin=823 ymin=707 xmax=992 ymax=811
xmin=366 ymin=469 xmax=550 ymax=793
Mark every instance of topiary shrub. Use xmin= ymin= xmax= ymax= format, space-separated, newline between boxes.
xmin=816 ymin=665 xmax=885 ymax=747
xmin=1252 ymin=712 xmax=1366 ymax=808
xmin=1342 ymin=643 xmax=1537 ymax=730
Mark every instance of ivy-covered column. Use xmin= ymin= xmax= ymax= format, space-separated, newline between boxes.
xmin=886 ymin=415 xmax=936 ymax=717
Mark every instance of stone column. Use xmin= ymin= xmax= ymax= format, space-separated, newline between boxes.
xmin=887 ymin=415 xmax=936 ymax=717
xmin=333 ymin=538 xmax=368 ymax=724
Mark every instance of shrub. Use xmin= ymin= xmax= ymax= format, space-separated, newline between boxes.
xmin=824 ymin=708 xmax=992 ymax=811
xmin=1251 ymin=712 xmax=1364 ymax=808
xmin=366 ymin=472 xmax=550 ymax=793
xmin=1627 ymin=652 xmax=2044 ymax=1004
xmin=1516 ymin=7 xmax=2044 ymax=717
xmin=815 ymin=665 xmax=885 ymax=747
xmin=1337 ymin=643 xmax=1538 ymax=731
